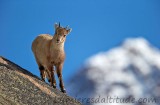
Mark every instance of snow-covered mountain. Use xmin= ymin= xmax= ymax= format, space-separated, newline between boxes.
xmin=67 ymin=38 xmax=160 ymax=105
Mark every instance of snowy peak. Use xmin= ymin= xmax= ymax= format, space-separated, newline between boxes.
xmin=86 ymin=38 xmax=160 ymax=76
xmin=67 ymin=38 xmax=160 ymax=105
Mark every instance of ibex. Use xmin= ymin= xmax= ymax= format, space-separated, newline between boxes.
xmin=32 ymin=23 xmax=72 ymax=93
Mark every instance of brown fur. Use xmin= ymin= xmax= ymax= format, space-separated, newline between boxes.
xmin=32 ymin=23 xmax=72 ymax=93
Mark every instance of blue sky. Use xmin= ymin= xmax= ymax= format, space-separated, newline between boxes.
xmin=0 ymin=0 xmax=160 ymax=81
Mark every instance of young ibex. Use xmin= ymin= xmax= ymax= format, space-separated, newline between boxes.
xmin=32 ymin=23 xmax=72 ymax=93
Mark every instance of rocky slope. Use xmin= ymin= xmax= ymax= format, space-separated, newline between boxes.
xmin=67 ymin=38 xmax=160 ymax=105
xmin=0 ymin=56 xmax=81 ymax=105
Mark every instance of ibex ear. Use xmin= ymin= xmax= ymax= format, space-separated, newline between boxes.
xmin=54 ymin=23 xmax=59 ymax=29
xmin=67 ymin=28 xmax=72 ymax=34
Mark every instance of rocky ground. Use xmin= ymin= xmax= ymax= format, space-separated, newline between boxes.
xmin=0 ymin=56 xmax=81 ymax=105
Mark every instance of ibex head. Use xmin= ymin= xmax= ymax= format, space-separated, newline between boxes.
xmin=54 ymin=22 xmax=72 ymax=44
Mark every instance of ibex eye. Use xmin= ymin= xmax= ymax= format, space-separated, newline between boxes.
xmin=64 ymin=35 xmax=66 ymax=37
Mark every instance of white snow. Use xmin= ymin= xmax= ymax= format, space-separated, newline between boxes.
xmin=68 ymin=38 xmax=160 ymax=105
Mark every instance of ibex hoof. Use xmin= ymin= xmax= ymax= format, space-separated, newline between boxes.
xmin=61 ymin=89 xmax=66 ymax=93
xmin=53 ymin=85 xmax=56 ymax=88
xmin=41 ymin=79 xmax=45 ymax=82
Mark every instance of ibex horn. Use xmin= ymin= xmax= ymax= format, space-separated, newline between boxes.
xmin=59 ymin=22 xmax=60 ymax=27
